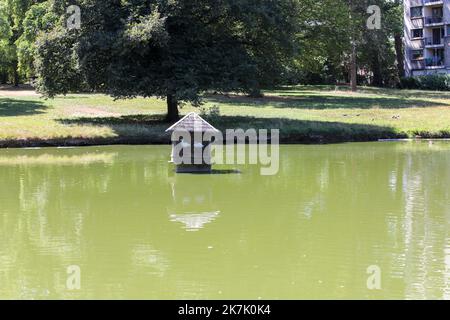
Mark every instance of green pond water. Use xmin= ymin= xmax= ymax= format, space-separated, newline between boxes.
xmin=0 ymin=142 xmax=449 ymax=300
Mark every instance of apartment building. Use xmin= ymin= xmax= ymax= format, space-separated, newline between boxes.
xmin=404 ymin=0 xmax=450 ymax=76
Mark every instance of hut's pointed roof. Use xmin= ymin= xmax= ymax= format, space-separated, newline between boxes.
xmin=165 ymin=112 xmax=220 ymax=133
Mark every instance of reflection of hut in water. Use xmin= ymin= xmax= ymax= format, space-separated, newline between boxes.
xmin=169 ymin=211 xmax=220 ymax=232
xmin=167 ymin=175 xmax=220 ymax=231
xmin=166 ymin=113 xmax=220 ymax=174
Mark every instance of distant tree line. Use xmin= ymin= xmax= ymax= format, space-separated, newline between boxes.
xmin=0 ymin=0 xmax=404 ymax=119
xmin=292 ymin=0 xmax=404 ymax=88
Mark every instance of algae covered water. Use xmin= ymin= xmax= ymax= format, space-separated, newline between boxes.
xmin=0 ymin=142 xmax=449 ymax=299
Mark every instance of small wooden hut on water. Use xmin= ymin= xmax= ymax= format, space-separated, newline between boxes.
xmin=166 ymin=112 xmax=220 ymax=173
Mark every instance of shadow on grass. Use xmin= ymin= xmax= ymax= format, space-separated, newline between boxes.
xmin=56 ymin=114 xmax=172 ymax=145
xmin=56 ymin=114 xmax=404 ymax=144
xmin=56 ymin=96 xmax=93 ymax=100
xmin=0 ymin=98 xmax=48 ymax=116
xmin=270 ymin=85 xmax=450 ymax=102
xmin=355 ymin=87 xmax=450 ymax=100
xmin=58 ymin=114 xmax=169 ymax=125
xmin=205 ymin=92 xmax=447 ymax=110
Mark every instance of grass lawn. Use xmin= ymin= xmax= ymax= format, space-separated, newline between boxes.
xmin=0 ymin=85 xmax=449 ymax=147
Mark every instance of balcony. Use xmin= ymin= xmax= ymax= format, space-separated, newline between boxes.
xmin=425 ymin=57 xmax=445 ymax=68
xmin=424 ymin=37 xmax=444 ymax=47
xmin=409 ymin=0 xmax=422 ymax=6
xmin=423 ymin=0 xmax=444 ymax=6
xmin=424 ymin=16 xmax=444 ymax=26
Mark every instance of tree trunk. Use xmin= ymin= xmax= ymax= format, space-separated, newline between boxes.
xmin=166 ymin=94 xmax=179 ymax=122
xmin=13 ymin=70 xmax=19 ymax=87
xmin=248 ymin=85 xmax=264 ymax=98
xmin=394 ymin=32 xmax=405 ymax=79
xmin=371 ymin=53 xmax=383 ymax=87
xmin=350 ymin=43 xmax=357 ymax=92
xmin=12 ymin=60 xmax=19 ymax=87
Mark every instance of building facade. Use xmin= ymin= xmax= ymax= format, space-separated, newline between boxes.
xmin=404 ymin=0 xmax=450 ymax=76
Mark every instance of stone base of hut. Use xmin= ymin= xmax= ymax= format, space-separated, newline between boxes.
xmin=176 ymin=164 xmax=212 ymax=174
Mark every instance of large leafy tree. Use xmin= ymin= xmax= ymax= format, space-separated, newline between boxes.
xmin=385 ymin=0 xmax=405 ymax=79
xmin=0 ymin=1 xmax=13 ymax=83
xmin=16 ymin=1 xmax=57 ymax=79
xmin=292 ymin=0 xmax=404 ymax=89
xmin=355 ymin=0 xmax=404 ymax=87
xmin=35 ymin=0 xmax=299 ymax=120
xmin=293 ymin=0 xmax=352 ymax=83
xmin=0 ymin=0 xmax=51 ymax=84
xmin=291 ymin=0 xmax=368 ymax=89
xmin=0 ymin=0 xmax=32 ymax=85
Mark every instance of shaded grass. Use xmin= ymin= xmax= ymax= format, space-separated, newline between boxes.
xmin=0 ymin=98 xmax=47 ymax=116
xmin=59 ymin=114 xmax=401 ymax=144
xmin=0 ymin=85 xmax=449 ymax=147
xmin=204 ymin=115 xmax=403 ymax=143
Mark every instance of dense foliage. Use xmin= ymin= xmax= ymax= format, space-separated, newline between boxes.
xmin=291 ymin=0 xmax=404 ymax=87
xmin=400 ymin=74 xmax=450 ymax=91
xmin=0 ymin=0 xmax=55 ymax=84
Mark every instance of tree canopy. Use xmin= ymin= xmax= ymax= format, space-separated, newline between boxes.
xmin=34 ymin=0 xmax=300 ymax=120
xmin=0 ymin=0 xmax=55 ymax=84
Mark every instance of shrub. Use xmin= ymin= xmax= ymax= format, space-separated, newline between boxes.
xmin=400 ymin=76 xmax=419 ymax=89
xmin=200 ymin=105 xmax=221 ymax=120
xmin=400 ymin=74 xmax=450 ymax=91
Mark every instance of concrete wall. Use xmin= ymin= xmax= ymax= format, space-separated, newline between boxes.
xmin=445 ymin=37 xmax=450 ymax=68
xmin=445 ymin=1 xmax=450 ymax=68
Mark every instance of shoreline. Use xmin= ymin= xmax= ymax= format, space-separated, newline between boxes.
xmin=1 ymin=135 xmax=450 ymax=149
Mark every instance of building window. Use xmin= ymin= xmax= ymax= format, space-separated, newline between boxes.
xmin=411 ymin=50 xmax=424 ymax=60
xmin=447 ymin=25 xmax=450 ymax=37
xmin=431 ymin=7 xmax=443 ymax=18
xmin=411 ymin=7 xmax=423 ymax=18
xmin=411 ymin=29 xmax=423 ymax=39
xmin=425 ymin=49 xmax=445 ymax=67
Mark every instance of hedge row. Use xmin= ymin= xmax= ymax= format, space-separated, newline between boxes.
xmin=400 ymin=74 xmax=450 ymax=91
